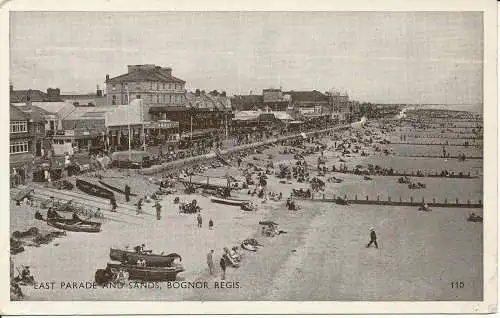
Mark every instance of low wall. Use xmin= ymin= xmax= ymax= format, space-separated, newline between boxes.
xmin=142 ymin=124 xmax=351 ymax=175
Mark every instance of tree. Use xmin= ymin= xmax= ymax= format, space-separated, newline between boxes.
xmin=195 ymin=89 xmax=201 ymax=96
xmin=221 ymin=91 xmax=227 ymax=97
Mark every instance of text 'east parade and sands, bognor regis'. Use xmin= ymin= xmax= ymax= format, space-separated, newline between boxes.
xmin=33 ymin=281 xmax=241 ymax=290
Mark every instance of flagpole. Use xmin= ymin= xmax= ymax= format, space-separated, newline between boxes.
xmin=127 ymin=88 xmax=131 ymax=161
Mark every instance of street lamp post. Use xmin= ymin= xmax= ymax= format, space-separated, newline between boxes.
xmin=141 ymin=99 xmax=146 ymax=152
xmin=126 ymin=88 xmax=131 ymax=161
xmin=224 ymin=112 xmax=228 ymax=141
xmin=190 ymin=111 xmax=193 ymax=142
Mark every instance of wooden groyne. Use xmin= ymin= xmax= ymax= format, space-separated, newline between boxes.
xmin=390 ymin=142 xmax=482 ymax=147
xmin=141 ymin=124 xmax=351 ymax=175
xmin=306 ymin=193 xmax=483 ymax=209
xmin=334 ymin=169 xmax=479 ymax=179
xmin=404 ymin=134 xmax=482 ymax=140
xmin=396 ymin=154 xmax=483 ymax=159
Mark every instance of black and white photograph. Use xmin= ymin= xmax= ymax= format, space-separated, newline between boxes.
xmin=2 ymin=0 xmax=497 ymax=315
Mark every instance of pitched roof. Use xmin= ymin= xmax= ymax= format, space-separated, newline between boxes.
xmin=284 ymin=90 xmax=329 ymax=102
xmin=107 ymin=69 xmax=185 ymax=84
xmin=20 ymin=102 xmax=76 ymax=119
xmin=186 ymin=92 xmax=231 ymax=111
xmin=64 ymin=105 xmax=118 ymax=120
xmin=10 ymin=105 xmax=30 ymax=121
xmin=10 ymin=89 xmax=48 ymax=102
xmin=230 ymin=95 xmax=263 ymax=110
xmin=14 ymin=104 xmax=54 ymax=122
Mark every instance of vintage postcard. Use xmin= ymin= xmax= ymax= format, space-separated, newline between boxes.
xmin=0 ymin=0 xmax=497 ymax=315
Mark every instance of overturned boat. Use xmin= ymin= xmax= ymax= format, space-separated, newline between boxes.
xmin=98 ymin=180 xmax=137 ymax=197
xmin=47 ymin=218 xmax=101 ymax=233
xmin=210 ymin=196 xmax=249 ymax=207
xmin=109 ymin=248 xmax=182 ymax=267
xmin=76 ymin=179 xmax=115 ymax=201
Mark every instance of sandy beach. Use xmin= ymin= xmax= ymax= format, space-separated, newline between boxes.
xmin=11 ymin=111 xmax=483 ymax=301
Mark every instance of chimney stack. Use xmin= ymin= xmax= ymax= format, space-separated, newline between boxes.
xmin=105 ymin=74 xmax=110 ymax=82
xmin=9 ymin=84 xmax=13 ymax=92
xmin=96 ymin=84 xmax=103 ymax=97
xmin=161 ymin=67 xmax=172 ymax=76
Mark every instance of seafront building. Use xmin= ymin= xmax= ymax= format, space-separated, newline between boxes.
xmin=9 ymin=62 xmax=362 ymax=184
xmin=105 ymin=64 xmax=187 ymax=106
xmin=9 ymin=104 xmax=46 ymax=186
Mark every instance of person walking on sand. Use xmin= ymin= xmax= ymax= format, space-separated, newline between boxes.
xmin=197 ymin=213 xmax=203 ymax=228
xmin=208 ymin=218 xmax=214 ymax=230
xmin=124 ymin=184 xmax=131 ymax=202
xmin=366 ymin=227 xmax=378 ymax=248
xmin=110 ymin=197 xmax=117 ymax=212
xmin=136 ymin=199 xmax=143 ymax=215
xmin=154 ymin=200 xmax=162 ymax=220
xmin=220 ymin=255 xmax=227 ymax=280
xmin=207 ymin=250 xmax=215 ymax=275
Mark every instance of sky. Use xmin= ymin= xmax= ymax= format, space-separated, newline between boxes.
xmin=10 ymin=11 xmax=483 ymax=104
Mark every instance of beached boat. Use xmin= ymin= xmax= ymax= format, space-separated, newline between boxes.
xmin=98 ymin=180 xmax=137 ymax=197
xmin=107 ymin=262 xmax=184 ymax=281
xmin=76 ymin=179 xmax=115 ymax=200
xmin=47 ymin=218 xmax=101 ymax=233
xmin=210 ymin=196 xmax=248 ymax=207
xmin=109 ymin=248 xmax=182 ymax=267
xmin=95 ymin=262 xmax=184 ymax=283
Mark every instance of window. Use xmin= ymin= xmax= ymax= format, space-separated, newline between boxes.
xmin=10 ymin=141 xmax=29 ymax=154
xmin=168 ymin=84 xmax=172 ymax=90
xmin=124 ymin=82 xmax=128 ymax=89
xmin=10 ymin=121 xmax=28 ymax=133
xmin=136 ymin=95 xmax=141 ymax=99
xmin=36 ymin=125 xmax=41 ymax=133
xmin=169 ymin=95 xmax=172 ymax=102
xmin=163 ymin=83 xmax=166 ymax=89
xmin=112 ymin=84 xmax=116 ymax=91
xmin=156 ymin=95 xmax=160 ymax=103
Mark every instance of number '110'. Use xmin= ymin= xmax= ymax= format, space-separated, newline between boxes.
xmin=451 ymin=281 xmax=464 ymax=288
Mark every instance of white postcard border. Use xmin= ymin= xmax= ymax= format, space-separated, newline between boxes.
xmin=0 ymin=0 xmax=497 ymax=315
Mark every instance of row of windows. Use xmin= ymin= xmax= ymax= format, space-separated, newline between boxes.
xmin=111 ymin=83 xmax=183 ymax=91
xmin=152 ymin=82 xmax=183 ymax=91
xmin=10 ymin=121 xmax=28 ymax=133
xmin=111 ymin=94 xmax=184 ymax=104
xmin=10 ymin=141 xmax=29 ymax=154
xmin=155 ymin=94 xmax=184 ymax=103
